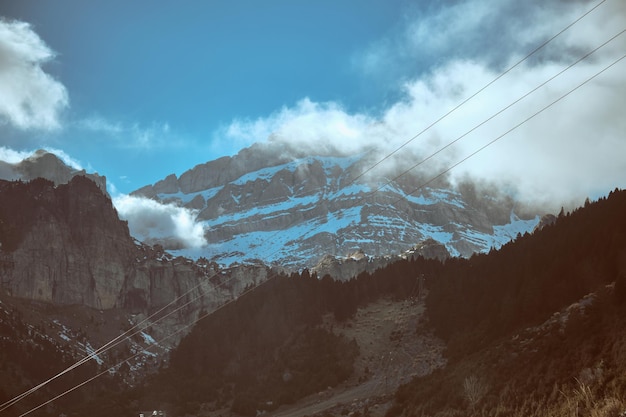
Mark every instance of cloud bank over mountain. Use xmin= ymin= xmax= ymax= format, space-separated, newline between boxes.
xmin=221 ymin=0 xmax=626 ymax=211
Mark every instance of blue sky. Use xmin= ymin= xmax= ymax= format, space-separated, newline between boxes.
xmin=0 ymin=0 xmax=625 ymax=207
xmin=0 ymin=1 xmax=409 ymax=192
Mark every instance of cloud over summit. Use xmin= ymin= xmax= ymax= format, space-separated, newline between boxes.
xmin=221 ymin=0 xmax=626 ymax=211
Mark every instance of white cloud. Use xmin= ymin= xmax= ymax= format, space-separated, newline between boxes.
xmin=222 ymin=98 xmax=378 ymax=155
xmin=77 ymin=114 xmax=179 ymax=149
xmin=0 ymin=146 xmax=83 ymax=170
xmin=77 ymin=115 xmax=123 ymax=135
xmin=113 ymin=194 xmax=207 ymax=249
xmin=219 ymin=0 xmax=626 ymax=212
xmin=0 ymin=19 xmax=68 ymax=130
xmin=0 ymin=146 xmax=33 ymax=163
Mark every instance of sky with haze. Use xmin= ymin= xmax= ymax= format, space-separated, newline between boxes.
xmin=0 ymin=0 xmax=625 ymax=212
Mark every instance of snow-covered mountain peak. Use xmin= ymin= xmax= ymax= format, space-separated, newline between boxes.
xmin=133 ymin=142 xmax=541 ymax=269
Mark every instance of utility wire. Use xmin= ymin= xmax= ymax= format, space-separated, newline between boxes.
xmin=16 ymin=278 xmax=269 ymax=417
xmin=0 ymin=261 xmax=259 ymax=413
xmin=217 ymin=0 xmax=613 ymax=267
xmin=247 ymin=23 xmax=625 ymax=268
xmin=348 ymin=0 xmax=609 ymax=186
xmin=396 ymin=52 xmax=626 ymax=209
xmin=361 ymin=28 xmax=625 ymax=203
xmin=317 ymin=28 xmax=625 ymax=406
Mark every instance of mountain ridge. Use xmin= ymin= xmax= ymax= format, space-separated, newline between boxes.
xmin=132 ymin=142 xmax=541 ymax=268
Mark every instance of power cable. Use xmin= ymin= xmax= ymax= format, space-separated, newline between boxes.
xmin=16 ymin=278 xmax=269 ymax=417
xmin=0 ymin=259 xmax=267 ymax=412
xmin=396 ymin=52 xmax=626 ymax=209
xmin=332 ymin=15 xmax=626 ymax=405
xmin=348 ymin=0 xmax=609 ymax=186
xmin=361 ymin=28 xmax=625 ymax=204
xmin=245 ymin=24 xmax=625 ymax=267
xmin=204 ymin=0 xmax=613 ymax=267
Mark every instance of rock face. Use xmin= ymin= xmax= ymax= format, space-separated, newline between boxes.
xmin=0 ymin=177 xmax=133 ymax=308
xmin=0 ymin=177 xmax=270 ymax=345
xmin=133 ymin=142 xmax=541 ymax=268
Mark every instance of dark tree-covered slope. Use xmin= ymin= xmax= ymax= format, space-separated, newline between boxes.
xmin=390 ymin=188 xmax=626 ymax=416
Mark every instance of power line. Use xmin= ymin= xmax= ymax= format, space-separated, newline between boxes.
xmin=246 ymin=24 xmax=625 ymax=267
xmin=16 ymin=276 xmax=272 ymax=417
xmin=361 ymin=28 xmax=625 ymax=204
xmin=348 ymin=0 xmax=609 ymax=186
xmin=397 ymin=52 xmax=626 ymax=208
xmin=0 ymin=260 xmax=265 ymax=412
xmin=212 ymin=0 xmax=613 ymax=266
xmin=354 ymin=46 xmax=626 ymax=411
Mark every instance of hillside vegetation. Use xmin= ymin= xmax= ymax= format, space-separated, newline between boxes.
xmin=390 ymin=188 xmax=626 ymax=416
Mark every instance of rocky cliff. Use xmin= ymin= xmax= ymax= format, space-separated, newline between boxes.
xmin=0 ymin=176 xmax=133 ymax=308
xmin=0 ymin=177 xmax=270 ymax=345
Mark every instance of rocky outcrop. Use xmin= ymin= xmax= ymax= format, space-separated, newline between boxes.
xmin=312 ymin=252 xmax=376 ymax=282
xmin=0 ymin=176 xmax=133 ymax=308
xmin=405 ymin=238 xmax=451 ymax=262
xmin=534 ymin=213 xmax=557 ymax=232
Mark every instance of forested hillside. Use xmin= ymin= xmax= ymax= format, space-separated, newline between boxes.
xmin=390 ymin=188 xmax=626 ymax=416
xmin=0 ymin=300 xmax=123 ymax=417
xmin=130 ymin=257 xmax=443 ymax=416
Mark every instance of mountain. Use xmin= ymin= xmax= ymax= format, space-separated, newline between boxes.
xmin=1 ymin=146 xmax=625 ymax=416
xmin=133 ymin=142 xmax=541 ymax=268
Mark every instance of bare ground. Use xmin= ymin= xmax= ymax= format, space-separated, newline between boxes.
xmin=269 ymin=296 xmax=447 ymax=417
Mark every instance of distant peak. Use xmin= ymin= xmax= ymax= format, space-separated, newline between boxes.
xmin=26 ymin=149 xmax=56 ymax=161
